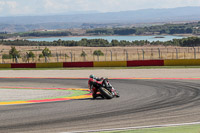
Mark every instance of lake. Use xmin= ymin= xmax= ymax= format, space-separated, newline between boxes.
xmin=27 ymin=35 xmax=184 ymax=42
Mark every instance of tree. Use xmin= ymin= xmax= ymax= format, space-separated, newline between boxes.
xmin=39 ymin=54 xmax=44 ymax=58
xmin=80 ymin=51 xmax=87 ymax=57
xmin=42 ymin=47 xmax=51 ymax=57
xmin=64 ymin=53 xmax=69 ymax=62
xmin=26 ymin=51 xmax=35 ymax=63
xmin=2 ymin=54 xmax=11 ymax=63
xmin=28 ymin=51 xmax=35 ymax=58
xmin=9 ymin=46 xmax=20 ymax=62
xmin=41 ymin=47 xmax=51 ymax=62
xmin=186 ymin=28 xmax=193 ymax=33
xmin=111 ymin=40 xmax=119 ymax=46
xmin=93 ymin=50 xmax=104 ymax=56
xmin=93 ymin=50 xmax=104 ymax=61
xmin=80 ymin=51 xmax=87 ymax=61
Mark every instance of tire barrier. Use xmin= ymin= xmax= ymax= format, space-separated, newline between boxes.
xmin=36 ymin=63 xmax=63 ymax=68
xmin=0 ymin=59 xmax=200 ymax=68
xmin=63 ymin=62 xmax=93 ymax=67
xmin=11 ymin=63 xmax=36 ymax=68
xmin=0 ymin=64 xmax=11 ymax=68
xmin=94 ymin=61 xmax=127 ymax=67
xmin=127 ymin=60 xmax=164 ymax=67
xmin=164 ymin=59 xmax=200 ymax=66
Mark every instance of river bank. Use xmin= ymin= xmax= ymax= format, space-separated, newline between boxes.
xmin=5 ymin=34 xmax=196 ymax=41
xmin=25 ymin=35 xmax=185 ymax=42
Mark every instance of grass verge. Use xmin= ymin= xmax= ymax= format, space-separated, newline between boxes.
xmin=98 ymin=124 xmax=200 ymax=133
xmin=1 ymin=66 xmax=200 ymax=70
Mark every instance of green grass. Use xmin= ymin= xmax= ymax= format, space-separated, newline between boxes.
xmin=1 ymin=66 xmax=200 ymax=70
xmin=98 ymin=124 xmax=200 ymax=133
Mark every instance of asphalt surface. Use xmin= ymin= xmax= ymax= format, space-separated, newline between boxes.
xmin=0 ymin=78 xmax=200 ymax=133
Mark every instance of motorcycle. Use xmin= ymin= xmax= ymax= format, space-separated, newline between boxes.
xmin=88 ymin=77 xmax=120 ymax=99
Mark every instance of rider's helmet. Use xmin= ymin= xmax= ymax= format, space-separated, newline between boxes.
xmin=100 ymin=77 xmax=104 ymax=80
xmin=89 ymin=74 xmax=95 ymax=79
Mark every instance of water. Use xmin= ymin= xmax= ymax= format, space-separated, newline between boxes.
xmin=27 ymin=35 xmax=184 ymax=42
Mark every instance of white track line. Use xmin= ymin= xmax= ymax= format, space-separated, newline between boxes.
xmin=62 ymin=121 xmax=200 ymax=133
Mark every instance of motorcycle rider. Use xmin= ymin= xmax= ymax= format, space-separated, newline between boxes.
xmin=88 ymin=74 xmax=105 ymax=99
xmin=88 ymin=74 xmax=120 ymax=99
xmin=88 ymin=74 xmax=102 ymax=90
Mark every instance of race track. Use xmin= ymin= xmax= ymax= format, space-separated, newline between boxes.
xmin=0 ymin=78 xmax=200 ymax=133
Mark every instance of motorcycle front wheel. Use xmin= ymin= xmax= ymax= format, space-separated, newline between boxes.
xmin=115 ymin=91 xmax=120 ymax=98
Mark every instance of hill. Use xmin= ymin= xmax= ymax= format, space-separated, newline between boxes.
xmin=0 ymin=6 xmax=200 ymax=32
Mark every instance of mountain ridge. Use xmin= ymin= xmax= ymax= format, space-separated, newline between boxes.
xmin=0 ymin=6 xmax=200 ymax=32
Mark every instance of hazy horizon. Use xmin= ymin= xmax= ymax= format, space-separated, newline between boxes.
xmin=0 ymin=0 xmax=200 ymax=17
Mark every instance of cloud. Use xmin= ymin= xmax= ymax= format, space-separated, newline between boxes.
xmin=7 ymin=1 xmax=17 ymax=8
xmin=0 ymin=1 xmax=18 ymax=16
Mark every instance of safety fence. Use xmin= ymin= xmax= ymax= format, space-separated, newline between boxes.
xmin=1 ymin=47 xmax=200 ymax=63
xmin=0 ymin=59 xmax=200 ymax=68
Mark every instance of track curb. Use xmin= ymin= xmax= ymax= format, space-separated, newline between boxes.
xmin=0 ymin=87 xmax=91 ymax=105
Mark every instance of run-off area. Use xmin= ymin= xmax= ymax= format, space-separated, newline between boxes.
xmin=0 ymin=88 xmax=73 ymax=101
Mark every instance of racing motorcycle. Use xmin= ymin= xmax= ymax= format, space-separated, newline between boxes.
xmin=88 ymin=77 xmax=120 ymax=99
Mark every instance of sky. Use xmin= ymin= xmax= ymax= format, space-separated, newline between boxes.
xmin=0 ymin=0 xmax=200 ymax=16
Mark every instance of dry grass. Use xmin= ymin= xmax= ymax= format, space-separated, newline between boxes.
xmin=0 ymin=45 xmax=200 ymax=63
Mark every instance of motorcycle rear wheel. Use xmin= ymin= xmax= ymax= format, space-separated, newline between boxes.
xmin=92 ymin=94 xmax=97 ymax=99
xmin=99 ymin=87 xmax=113 ymax=99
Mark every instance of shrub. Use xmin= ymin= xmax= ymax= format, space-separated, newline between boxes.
xmin=93 ymin=50 xmax=104 ymax=56
xmin=2 ymin=54 xmax=11 ymax=59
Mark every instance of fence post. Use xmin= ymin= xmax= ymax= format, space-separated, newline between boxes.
xmin=26 ymin=52 xmax=29 ymax=63
xmin=97 ymin=54 xmax=99 ymax=61
xmin=142 ymin=49 xmax=145 ymax=60
xmin=158 ymin=48 xmax=160 ymax=59
xmin=105 ymin=50 xmax=107 ymax=61
xmin=175 ymin=48 xmax=178 ymax=59
xmin=45 ymin=56 xmax=47 ymax=63
xmin=36 ymin=51 xmax=38 ymax=63
xmin=65 ymin=54 xmax=67 ymax=62
xmin=110 ymin=50 xmax=112 ymax=61
xmin=56 ymin=52 xmax=59 ymax=62
xmin=70 ymin=52 xmax=72 ymax=62
xmin=184 ymin=52 xmax=186 ymax=59
xmin=15 ymin=56 xmax=18 ymax=63
xmin=194 ymin=47 xmax=196 ymax=59
xmin=32 ymin=56 xmax=35 ymax=62
xmin=126 ymin=50 xmax=128 ymax=61
xmin=137 ymin=49 xmax=139 ymax=60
